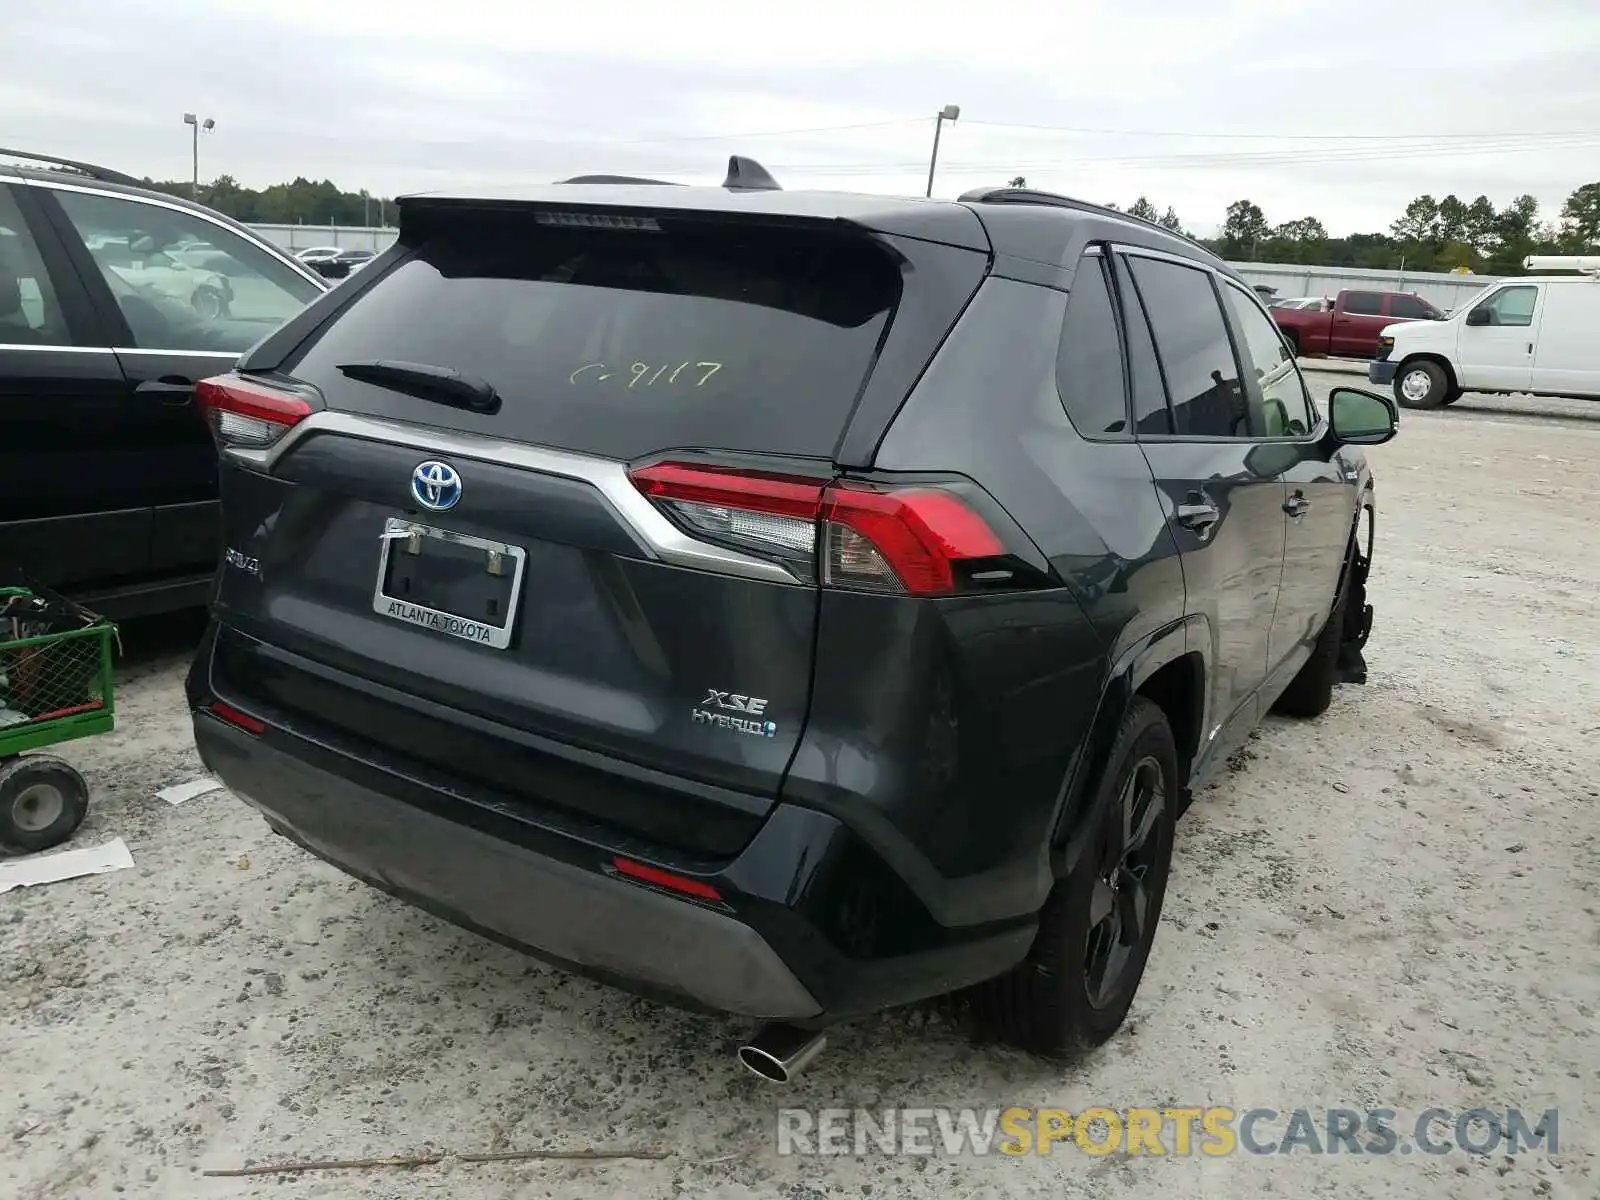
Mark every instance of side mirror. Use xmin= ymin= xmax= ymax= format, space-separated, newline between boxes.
xmin=1328 ymin=387 xmax=1398 ymax=446
xmin=1464 ymin=307 xmax=1491 ymax=327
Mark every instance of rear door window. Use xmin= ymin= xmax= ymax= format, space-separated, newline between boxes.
xmin=289 ymin=215 xmax=903 ymax=460
xmin=1108 ymin=255 xmax=1172 ymax=435
xmin=0 ymin=187 xmax=70 ymax=345
xmin=1125 ymin=254 xmax=1253 ymax=439
xmin=52 ymin=189 xmax=321 ymax=354
xmin=1342 ymin=291 xmax=1383 ymax=315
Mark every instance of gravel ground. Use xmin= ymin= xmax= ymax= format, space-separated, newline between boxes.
xmin=3 ymin=374 xmax=1596 ymax=1199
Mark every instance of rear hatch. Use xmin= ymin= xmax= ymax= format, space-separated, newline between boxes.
xmin=201 ymin=199 xmax=986 ymax=858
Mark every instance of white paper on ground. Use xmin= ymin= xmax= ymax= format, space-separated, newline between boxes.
xmin=156 ymin=777 xmax=224 ymax=806
xmin=0 ymin=837 xmax=135 ymax=894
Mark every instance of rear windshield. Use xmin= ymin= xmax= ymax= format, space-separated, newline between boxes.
xmin=288 ymin=214 xmax=902 ymax=460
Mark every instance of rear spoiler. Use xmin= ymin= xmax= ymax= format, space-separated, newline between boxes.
xmin=393 ymin=172 xmax=989 ymax=254
xmin=238 ymin=183 xmax=990 ymax=377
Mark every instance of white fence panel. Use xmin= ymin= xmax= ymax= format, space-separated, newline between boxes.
xmin=249 ymin=224 xmax=400 ymax=253
xmin=1226 ymin=262 xmax=1496 ymax=310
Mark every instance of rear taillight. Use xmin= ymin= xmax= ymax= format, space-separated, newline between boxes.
xmin=823 ymin=483 xmax=1004 ymax=594
xmin=195 ymin=375 xmax=313 ymax=449
xmin=629 ymin=462 xmax=1015 ymax=596
xmin=631 ymin=462 xmax=824 ymax=579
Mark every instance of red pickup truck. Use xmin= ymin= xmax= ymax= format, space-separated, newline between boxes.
xmin=1270 ymin=289 xmax=1443 ymax=358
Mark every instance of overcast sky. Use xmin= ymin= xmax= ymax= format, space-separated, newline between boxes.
xmin=2 ymin=0 xmax=1596 ymax=235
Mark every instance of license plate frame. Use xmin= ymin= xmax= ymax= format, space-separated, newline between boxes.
xmin=371 ymin=518 xmax=527 ymax=650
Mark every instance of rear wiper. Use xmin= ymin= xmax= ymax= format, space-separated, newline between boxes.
xmin=336 ymin=360 xmax=501 ymax=415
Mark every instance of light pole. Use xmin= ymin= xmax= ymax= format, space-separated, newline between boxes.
xmin=925 ymin=104 xmax=960 ymax=198
xmin=182 ymin=113 xmax=215 ymax=200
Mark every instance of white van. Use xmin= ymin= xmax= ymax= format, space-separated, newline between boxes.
xmin=1369 ymin=256 xmax=1600 ymax=408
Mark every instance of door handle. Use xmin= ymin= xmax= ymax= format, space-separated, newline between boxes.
xmin=1284 ymin=492 xmax=1310 ymax=518
xmin=135 ymin=378 xmax=195 ymax=406
xmin=1175 ymin=496 xmax=1221 ymax=533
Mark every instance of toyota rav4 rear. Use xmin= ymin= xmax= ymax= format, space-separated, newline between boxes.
xmin=186 ymin=174 xmax=1138 ymax=1068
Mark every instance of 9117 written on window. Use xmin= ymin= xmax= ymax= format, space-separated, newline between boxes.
xmin=53 ymin=190 xmax=321 ymax=354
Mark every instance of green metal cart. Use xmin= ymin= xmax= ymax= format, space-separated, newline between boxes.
xmin=0 ymin=584 xmax=117 ymax=854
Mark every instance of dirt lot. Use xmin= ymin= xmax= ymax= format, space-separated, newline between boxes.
xmin=3 ymin=374 xmax=1596 ymax=1199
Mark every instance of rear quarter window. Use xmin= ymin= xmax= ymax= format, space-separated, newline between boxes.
xmin=1054 ymin=253 xmax=1128 ymax=437
xmin=288 ymin=217 xmax=902 ymax=461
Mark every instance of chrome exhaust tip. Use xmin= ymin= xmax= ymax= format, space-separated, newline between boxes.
xmin=737 ymin=1023 xmax=827 ymax=1084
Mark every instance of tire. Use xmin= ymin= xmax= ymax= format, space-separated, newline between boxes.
xmin=1439 ymin=388 xmax=1463 ymax=406
xmin=1394 ymin=360 xmax=1449 ymax=409
xmin=986 ymin=698 xmax=1178 ymax=1057
xmin=0 ymin=755 xmax=90 ymax=854
xmin=1281 ymin=329 xmax=1300 ymax=357
xmin=1272 ymin=538 xmax=1355 ymax=718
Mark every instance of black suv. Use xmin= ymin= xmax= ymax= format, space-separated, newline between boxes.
xmin=0 ymin=150 xmax=325 ymax=616
xmin=186 ymin=159 xmax=1396 ymax=1078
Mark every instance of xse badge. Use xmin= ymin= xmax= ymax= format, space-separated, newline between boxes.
xmin=692 ymin=688 xmax=778 ymax=738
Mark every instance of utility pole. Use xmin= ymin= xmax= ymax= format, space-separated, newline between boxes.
xmin=182 ymin=113 xmax=215 ymax=200
xmin=925 ymin=105 xmax=960 ymax=199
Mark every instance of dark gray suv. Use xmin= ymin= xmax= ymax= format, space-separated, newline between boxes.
xmin=185 ymin=158 xmax=1395 ymax=1081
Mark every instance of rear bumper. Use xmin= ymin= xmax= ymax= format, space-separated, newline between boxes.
xmin=189 ymin=628 xmax=1035 ymax=1022
xmin=194 ymin=712 xmax=822 ymax=1019
xmin=1367 ymin=360 xmax=1398 ymax=386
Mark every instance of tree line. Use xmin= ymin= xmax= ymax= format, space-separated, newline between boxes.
xmin=1011 ymin=177 xmax=1599 ymax=275
xmin=138 ymin=175 xmax=394 ymax=228
xmin=156 ymin=170 xmax=1600 ymax=277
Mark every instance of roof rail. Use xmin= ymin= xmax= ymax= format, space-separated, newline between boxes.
xmin=0 ymin=146 xmax=141 ymax=187
xmin=1523 ymin=254 xmax=1600 ymax=276
xmin=959 ymin=185 xmax=1215 ymax=256
xmin=722 ymin=155 xmax=781 ymax=191
xmin=559 ymin=173 xmax=683 ymax=186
